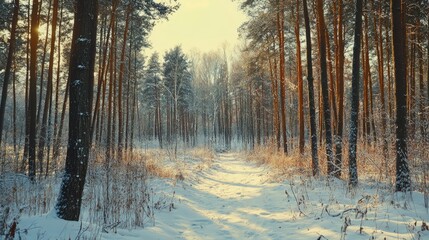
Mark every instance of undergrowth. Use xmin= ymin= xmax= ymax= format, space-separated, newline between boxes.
xmin=0 ymin=146 xmax=215 ymax=238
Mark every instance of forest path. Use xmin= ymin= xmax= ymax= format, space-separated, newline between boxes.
xmin=109 ymin=152 xmax=429 ymax=240
xmin=17 ymin=152 xmax=429 ymax=239
xmin=122 ymin=152 xmax=304 ymax=240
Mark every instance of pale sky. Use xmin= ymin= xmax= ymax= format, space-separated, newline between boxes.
xmin=147 ymin=0 xmax=247 ymax=56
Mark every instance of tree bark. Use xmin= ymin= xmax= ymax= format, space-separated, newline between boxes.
xmin=295 ymin=0 xmax=304 ymax=155
xmin=316 ymin=0 xmax=334 ymax=176
xmin=303 ymin=0 xmax=319 ymax=176
xmin=0 ymin=0 xmax=20 ymax=149
xmin=277 ymin=0 xmax=288 ymax=154
xmin=334 ymin=0 xmax=344 ymax=178
xmin=391 ymin=0 xmax=410 ymax=192
xmin=39 ymin=0 xmax=59 ymax=177
xmin=117 ymin=4 xmax=132 ymax=161
xmin=56 ymin=0 xmax=98 ymax=220
xmin=348 ymin=0 xmax=364 ymax=187
xmin=27 ymin=0 xmax=40 ymax=181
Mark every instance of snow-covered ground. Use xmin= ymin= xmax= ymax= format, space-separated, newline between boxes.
xmin=12 ymin=152 xmax=429 ymax=239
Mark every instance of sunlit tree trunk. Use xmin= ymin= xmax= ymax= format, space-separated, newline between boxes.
xmin=117 ymin=4 xmax=132 ymax=161
xmin=39 ymin=0 xmax=59 ymax=177
xmin=92 ymin=6 xmax=114 ymax=142
xmin=277 ymin=0 xmax=288 ymax=154
xmin=373 ymin=1 xmax=388 ymax=172
xmin=418 ymin=32 xmax=425 ymax=138
xmin=295 ymin=0 xmax=304 ymax=155
xmin=316 ymin=0 xmax=334 ymax=176
xmin=37 ymin=0 xmax=52 ymax=130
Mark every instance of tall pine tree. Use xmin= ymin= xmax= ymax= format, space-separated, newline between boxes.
xmin=56 ymin=0 xmax=98 ymax=221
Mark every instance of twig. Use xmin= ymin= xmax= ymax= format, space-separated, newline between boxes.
xmin=324 ymin=205 xmax=359 ymax=218
xmin=289 ymin=183 xmax=307 ymax=217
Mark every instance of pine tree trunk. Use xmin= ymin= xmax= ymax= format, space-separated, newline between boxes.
xmin=21 ymin=0 xmax=31 ymax=173
xmin=303 ymin=0 xmax=319 ymax=176
xmin=56 ymin=0 xmax=98 ymax=221
xmin=0 ymin=0 xmax=19 ymax=149
xmin=13 ymin=61 xmax=17 ymax=170
xmin=117 ymin=4 xmax=131 ymax=161
xmin=39 ymin=0 xmax=59 ymax=177
xmin=277 ymin=0 xmax=288 ymax=154
xmin=348 ymin=0 xmax=364 ymax=187
xmin=334 ymin=0 xmax=344 ymax=178
xmin=373 ymin=1 xmax=388 ymax=172
xmin=391 ymin=0 xmax=411 ymax=192
xmin=92 ymin=7 xmax=114 ymax=141
xmin=27 ymin=0 xmax=40 ymax=181
xmin=37 ymin=0 xmax=52 ymax=130
xmin=52 ymin=0 xmax=63 ymax=163
xmin=295 ymin=0 xmax=304 ymax=155
xmin=316 ymin=0 xmax=334 ymax=176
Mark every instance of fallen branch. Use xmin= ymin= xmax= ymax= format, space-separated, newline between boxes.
xmin=324 ymin=205 xmax=359 ymax=218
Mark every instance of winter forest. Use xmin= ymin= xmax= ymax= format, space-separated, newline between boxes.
xmin=0 ymin=0 xmax=428 ymax=239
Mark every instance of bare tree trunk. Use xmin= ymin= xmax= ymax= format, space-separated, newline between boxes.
xmin=21 ymin=0 xmax=31 ymax=173
xmin=334 ymin=0 xmax=344 ymax=178
xmin=316 ymin=0 xmax=334 ymax=176
xmin=52 ymin=0 xmax=63 ymax=164
xmin=277 ymin=0 xmax=288 ymax=154
xmin=27 ymin=0 xmax=41 ymax=181
xmin=303 ymin=0 xmax=319 ymax=176
xmin=0 ymin=0 xmax=20 ymax=149
xmin=39 ymin=0 xmax=59 ymax=177
xmin=348 ymin=0 xmax=364 ymax=187
xmin=56 ymin=0 xmax=98 ymax=221
xmin=373 ymin=1 xmax=388 ymax=173
xmin=92 ymin=5 xmax=114 ymax=141
xmin=37 ymin=0 xmax=52 ymax=129
xmin=295 ymin=0 xmax=304 ymax=155
xmin=117 ymin=4 xmax=131 ymax=161
xmin=391 ymin=0 xmax=410 ymax=192
xmin=13 ymin=61 xmax=17 ymax=171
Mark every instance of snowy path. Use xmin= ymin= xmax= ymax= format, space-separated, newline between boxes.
xmin=136 ymin=152 xmax=292 ymax=240
xmin=17 ymin=152 xmax=429 ymax=239
xmin=113 ymin=152 xmax=428 ymax=240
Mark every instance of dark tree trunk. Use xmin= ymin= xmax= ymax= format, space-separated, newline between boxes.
xmin=27 ymin=0 xmax=40 ymax=181
xmin=0 ymin=0 xmax=19 ymax=149
xmin=348 ymin=0 xmax=364 ymax=187
xmin=303 ymin=0 xmax=319 ymax=176
xmin=55 ymin=0 xmax=98 ymax=221
xmin=334 ymin=0 xmax=344 ymax=178
xmin=391 ymin=0 xmax=410 ymax=192
xmin=52 ymin=0 xmax=63 ymax=163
